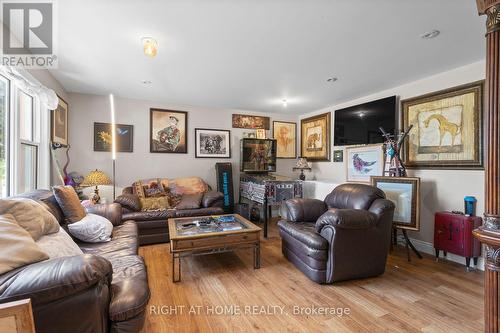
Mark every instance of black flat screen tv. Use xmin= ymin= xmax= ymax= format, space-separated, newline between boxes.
xmin=240 ymin=138 xmax=277 ymax=173
xmin=334 ymin=96 xmax=397 ymax=146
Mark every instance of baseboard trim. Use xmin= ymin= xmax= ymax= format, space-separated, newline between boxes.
xmin=396 ymin=235 xmax=485 ymax=271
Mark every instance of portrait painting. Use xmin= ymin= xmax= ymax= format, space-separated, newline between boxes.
xmin=272 ymin=121 xmax=296 ymax=159
xmin=300 ymin=112 xmax=331 ymax=161
xmin=232 ymin=114 xmax=270 ymax=129
xmin=150 ymin=109 xmax=188 ymax=153
xmin=51 ymin=95 xmax=68 ymax=146
xmin=402 ymin=81 xmax=483 ymax=169
xmin=195 ymin=128 xmax=231 ymax=158
xmin=371 ymin=176 xmax=421 ymax=231
xmin=94 ymin=122 xmax=133 ymax=152
xmin=346 ymin=145 xmax=384 ymax=183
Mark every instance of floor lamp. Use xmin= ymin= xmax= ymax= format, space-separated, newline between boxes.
xmin=109 ymin=94 xmax=116 ymax=200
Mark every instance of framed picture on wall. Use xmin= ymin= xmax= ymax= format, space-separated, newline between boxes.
xmin=402 ymin=81 xmax=484 ymax=169
xmin=371 ymin=176 xmax=421 ymax=231
xmin=232 ymin=114 xmax=270 ymax=129
xmin=300 ymin=112 xmax=331 ymax=161
xmin=150 ymin=109 xmax=188 ymax=153
xmin=346 ymin=144 xmax=384 ymax=182
xmin=194 ymin=128 xmax=231 ymax=158
xmin=51 ymin=95 xmax=68 ymax=146
xmin=273 ymin=121 xmax=297 ymax=159
xmin=93 ymin=122 xmax=134 ymax=152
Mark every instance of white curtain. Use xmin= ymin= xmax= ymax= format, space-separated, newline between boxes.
xmin=0 ymin=66 xmax=59 ymax=110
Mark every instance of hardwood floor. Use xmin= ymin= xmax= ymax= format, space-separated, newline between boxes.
xmin=139 ymin=222 xmax=484 ymax=333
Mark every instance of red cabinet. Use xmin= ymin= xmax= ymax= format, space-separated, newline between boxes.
xmin=434 ymin=212 xmax=482 ymax=269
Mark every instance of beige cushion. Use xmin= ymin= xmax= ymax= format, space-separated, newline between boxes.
xmin=36 ymin=227 xmax=83 ymax=259
xmin=0 ymin=214 xmax=49 ymax=274
xmin=168 ymin=177 xmax=209 ymax=196
xmin=140 ymin=197 xmax=170 ymax=211
xmin=0 ymin=198 xmax=60 ymax=241
xmin=53 ymin=185 xmax=86 ymax=223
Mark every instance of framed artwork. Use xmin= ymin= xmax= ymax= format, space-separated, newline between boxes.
xmin=195 ymin=128 xmax=231 ymax=158
xmin=371 ymin=176 xmax=421 ymax=231
xmin=346 ymin=144 xmax=384 ymax=182
xmin=333 ymin=149 xmax=343 ymax=162
xmin=243 ymin=131 xmax=256 ymax=138
xmin=273 ymin=121 xmax=297 ymax=159
xmin=51 ymin=95 xmax=68 ymax=146
xmin=94 ymin=123 xmax=133 ymax=152
xmin=232 ymin=114 xmax=270 ymax=129
xmin=256 ymin=129 xmax=266 ymax=139
xmin=150 ymin=109 xmax=188 ymax=153
xmin=300 ymin=112 xmax=331 ymax=161
xmin=402 ymin=81 xmax=484 ymax=169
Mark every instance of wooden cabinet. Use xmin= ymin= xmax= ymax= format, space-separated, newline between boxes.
xmin=434 ymin=212 xmax=482 ymax=269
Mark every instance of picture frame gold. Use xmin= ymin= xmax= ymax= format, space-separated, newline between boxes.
xmin=51 ymin=95 xmax=68 ymax=146
xmin=371 ymin=176 xmax=421 ymax=231
xmin=272 ymin=121 xmax=296 ymax=159
xmin=300 ymin=112 xmax=331 ymax=161
xmin=402 ymin=81 xmax=484 ymax=169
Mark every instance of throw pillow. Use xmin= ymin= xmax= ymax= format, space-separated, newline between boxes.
xmin=67 ymin=213 xmax=113 ymax=243
xmin=144 ymin=179 xmax=167 ymax=197
xmin=36 ymin=227 xmax=83 ymax=259
xmin=132 ymin=181 xmax=146 ymax=198
xmin=53 ymin=185 xmax=87 ymax=223
xmin=140 ymin=197 xmax=170 ymax=211
xmin=0 ymin=198 xmax=60 ymax=241
xmin=0 ymin=214 xmax=49 ymax=274
xmin=176 ymin=193 xmax=204 ymax=210
xmin=114 ymin=193 xmax=142 ymax=211
xmin=168 ymin=177 xmax=209 ymax=196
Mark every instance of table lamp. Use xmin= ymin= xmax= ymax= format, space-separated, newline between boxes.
xmin=81 ymin=169 xmax=112 ymax=204
xmin=293 ymin=157 xmax=312 ymax=180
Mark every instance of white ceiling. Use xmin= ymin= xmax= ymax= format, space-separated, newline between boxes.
xmin=51 ymin=0 xmax=486 ymax=114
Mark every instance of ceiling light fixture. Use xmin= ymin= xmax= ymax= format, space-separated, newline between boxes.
xmin=420 ymin=30 xmax=440 ymax=39
xmin=282 ymin=99 xmax=288 ymax=107
xmin=327 ymin=77 xmax=338 ymax=83
xmin=141 ymin=37 xmax=158 ymax=57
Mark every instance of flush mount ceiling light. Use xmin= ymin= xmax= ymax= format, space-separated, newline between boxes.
xmin=282 ymin=99 xmax=288 ymax=107
xmin=326 ymin=77 xmax=338 ymax=83
xmin=420 ymin=30 xmax=440 ymax=39
xmin=141 ymin=37 xmax=158 ymax=57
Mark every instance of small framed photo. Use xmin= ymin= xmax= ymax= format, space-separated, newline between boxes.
xmin=256 ymin=129 xmax=266 ymax=139
xmin=346 ymin=144 xmax=384 ymax=182
xmin=333 ymin=149 xmax=343 ymax=162
xmin=195 ymin=128 xmax=231 ymax=158
xmin=371 ymin=176 xmax=421 ymax=231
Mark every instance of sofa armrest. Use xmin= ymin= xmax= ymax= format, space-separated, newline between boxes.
xmin=0 ymin=254 xmax=112 ymax=306
xmin=202 ymin=191 xmax=224 ymax=208
xmin=315 ymin=208 xmax=377 ymax=233
xmin=114 ymin=193 xmax=141 ymax=212
xmin=281 ymin=198 xmax=327 ymax=222
xmin=86 ymin=203 xmax=122 ymax=226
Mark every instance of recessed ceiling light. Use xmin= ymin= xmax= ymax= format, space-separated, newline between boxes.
xmin=141 ymin=80 xmax=152 ymax=85
xmin=420 ymin=30 xmax=440 ymax=39
xmin=282 ymin=99 xmax=288 ymax=107
xmin=327 ymin=77 xmax=338 ymax=83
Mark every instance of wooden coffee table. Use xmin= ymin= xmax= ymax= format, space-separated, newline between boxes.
xmin=168 ymin=214 xmax=261 ymax=282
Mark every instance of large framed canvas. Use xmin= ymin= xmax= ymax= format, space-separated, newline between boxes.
xmin=273 ymin=121 xmax=296 ymax=159
xmin=300 ymin=112 xmax=331 ymax=161
xmin=51 ymin=95 xmax=68 ymax=146
xmin=371 ymin=176 xmax=421 ymax=231
xmin=150 ymin=109 xmax=188 ymax=153
xmin=94 ymin=122 xmax=133 ymax=152
xmin=402 ymin=81 xmax=484 ymax=169
xmin=195 ymin=128 xmax=231 ymax=158
xmin=232 ymin=114 xmax=270 ymax=129
xmin=346 ymin=144 xmax=384 ymax=182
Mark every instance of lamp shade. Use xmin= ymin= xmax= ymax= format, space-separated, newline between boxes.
xmin=294 ymin=158 xmax=311 ymax=170
xmin=81 ymin=169 xmax=112 ymax=187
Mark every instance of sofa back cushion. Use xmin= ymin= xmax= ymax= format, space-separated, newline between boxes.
xmin=324 ymin=183 xmax=385 ymax=210
xmin=166 ymin=177 xmax=209 ymax=196
xmin=17 ymin=189 xmax=65 ymax=225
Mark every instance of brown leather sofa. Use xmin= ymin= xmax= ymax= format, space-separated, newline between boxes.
xmin=116 ymin=178 xmax=224 ymax=245
xmin=278 ymin=183 xmax=395 ymax=284
xmin=0 ymin=190 xmax=150 ymax=333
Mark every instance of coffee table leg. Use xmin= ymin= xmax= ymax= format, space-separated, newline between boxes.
xmin=254 ymin=243 xmax=261 ymax=269
xmin=172 ymin=253 xmax=181 ymax=282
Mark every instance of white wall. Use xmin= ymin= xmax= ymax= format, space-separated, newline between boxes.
xmin=300 ymin=61 xmax=486 ymax=244
xmin=67 ymin=93 xmax=299 ymax=197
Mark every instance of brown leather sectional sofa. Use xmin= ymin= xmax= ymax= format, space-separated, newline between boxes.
xmin=116 ymin=177 xmax=224 ymax=245
xmin=278 ymin=183 xmax=395 ymax=284
xmin=0 ymin=190 xmax=149 ymax=333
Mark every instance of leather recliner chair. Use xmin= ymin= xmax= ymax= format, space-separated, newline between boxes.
xmin=277 ymin=183 xmax=395 ymax=284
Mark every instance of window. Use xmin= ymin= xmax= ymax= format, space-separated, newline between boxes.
xmin=0 ymin=76 xmax=9 ymax=197
xmin=16 ymin=90 xmax=38 ymax=194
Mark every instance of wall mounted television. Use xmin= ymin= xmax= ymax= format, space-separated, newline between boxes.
xmin=334 ymin=96 xmax=397 ymax=146
xmin=240 ymin=138 xmax=277 ymax=173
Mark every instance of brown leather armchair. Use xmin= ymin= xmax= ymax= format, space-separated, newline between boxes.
xmin=277 ymin=183 xmax=395 ymax=284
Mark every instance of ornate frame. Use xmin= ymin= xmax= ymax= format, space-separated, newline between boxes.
xmin=300 ymin=112 xmax=331 ymax=161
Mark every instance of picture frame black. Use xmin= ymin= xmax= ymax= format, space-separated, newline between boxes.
xmin=194 ymin=128 xmax=231 ymax=158
xmin=150 ymin=108 xmax=188 ymax=153
xmin=93 ymin=122 xmax=134 ymax=152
